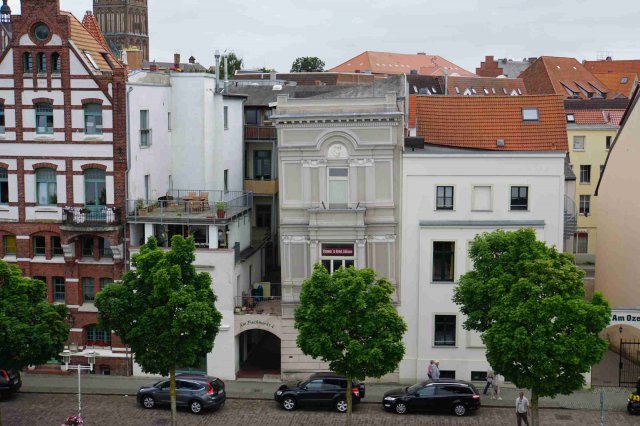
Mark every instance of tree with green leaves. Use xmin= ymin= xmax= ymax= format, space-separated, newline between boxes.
xmin=290 ymin=56 xmax=325 ymax=72
xmin=96 ymin=236 xmax=222 ymax=426
xmin=0 ymin=261 xmax=69 ymax=371
xmin=257 ymin=66 xmax=276 ymax=73
xmin=452 ymin=228 xmax=610 ymax=426
xmin=295 ymin=265 xmax=406 ymax=426
xmin=220 ymin=52 xmax=243 ymax=78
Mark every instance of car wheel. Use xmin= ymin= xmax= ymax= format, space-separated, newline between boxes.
xmin=189 ymin=399 xmax=203 ymax=414
xmin=141 ymin=395 xmax=155 ymax=409
xmin=453 ymin=403 xmax=467 ymax=416
xmin=335 ymin=398 xmax=348 ymax=413
xmin=394 ymin=402 xmax=408 ymax=414
xmin=282 ymin=396 xmax=297 ymax=411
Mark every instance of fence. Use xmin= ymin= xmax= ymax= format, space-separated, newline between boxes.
xmin=619 ymin=339 xmax=640 ymax=387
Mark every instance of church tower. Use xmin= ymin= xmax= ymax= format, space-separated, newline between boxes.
xmin=93 ymin=0 xmax=149 ymax=60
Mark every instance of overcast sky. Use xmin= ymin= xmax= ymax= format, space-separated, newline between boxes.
xmin=19 ymin=0 xmax=640 ymax=72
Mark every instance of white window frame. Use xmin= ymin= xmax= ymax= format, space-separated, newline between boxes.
xmin=320 ymin=243 xmax=356 ymax=273
xmin=573 ymin=136 xmax=585 ymax=151
xmin=435 ymin=184 xmax=455 ymax=211
xmin=327 ymin=167 xmax=349 ymax=209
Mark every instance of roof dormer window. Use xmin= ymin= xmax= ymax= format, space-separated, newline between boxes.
xmin=84 ymin=51 xmax=100 ymax=70
xmin=621 ymin=77 xmax=629 ymax=84
xmin=566 ymin=113 xmax=575 ymax=123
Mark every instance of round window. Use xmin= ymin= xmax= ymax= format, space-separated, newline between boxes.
xmin=33 ymin=23 xmax=50 ymax=41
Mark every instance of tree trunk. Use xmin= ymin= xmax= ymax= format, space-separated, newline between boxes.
xmin=345 ymin=374 xmax=352 ymax=426
xmin=170 ymin=367 xmax=177 ymax=426
xmin=530 ymin=389 xmax=539 ymax=426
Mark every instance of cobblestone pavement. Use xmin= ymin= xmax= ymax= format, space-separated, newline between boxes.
xmin=1 ymin=393 xmax=638 ymax=426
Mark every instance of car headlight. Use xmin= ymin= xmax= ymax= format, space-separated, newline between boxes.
xmin=384 ymin=396 xmax=396 ymax=401
xmin=276 ymin=390 xmax=283 ymax=396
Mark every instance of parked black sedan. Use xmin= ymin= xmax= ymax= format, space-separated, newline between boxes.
xmin=382 ymin=380 xmax=480 ymax=416
xmin=274 ymin=372 xmax=366 ymax=412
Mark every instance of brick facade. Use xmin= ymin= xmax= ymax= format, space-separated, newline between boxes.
xmin=93 ymin=0 xmax=149 ymax=61
xmin=0 ymin=1 xmax=129 ymax=374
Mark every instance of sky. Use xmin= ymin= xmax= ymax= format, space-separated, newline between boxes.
xmin=17 ymin=0 xmax=640 ymax=72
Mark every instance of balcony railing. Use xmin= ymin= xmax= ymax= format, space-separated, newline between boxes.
xmin=126 ymin=190 xmax=252 ymax=222
xmin=244 ymin=179 xmax=278 ymax=195
xmin=244 ymin=125 xmax=276 ymax=141
xmin=62 ymin=207 xmax=120 ymax=226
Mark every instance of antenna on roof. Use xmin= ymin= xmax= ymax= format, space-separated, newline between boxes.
xmin=596 ymin=51 xmax=613 ymax=61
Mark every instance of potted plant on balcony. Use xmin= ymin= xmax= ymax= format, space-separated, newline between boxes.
xmin=135 ymin=198 xmax=147 ymax=216
xmin=79 ymin=206 xmax=91 ymax=215
xmin=215 ymin=201 xmax=225 ymax=219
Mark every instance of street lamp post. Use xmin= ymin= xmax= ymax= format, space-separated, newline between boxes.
xmin=60 ymin=350 xmax=96 ymax=419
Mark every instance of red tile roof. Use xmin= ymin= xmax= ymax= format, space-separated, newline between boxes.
xmin=81 ymin=11 xmax=110 ymax=52
xmin=565 ymin=109 xmax=624 ymax=126
xmin=591 ymin=72 xmax=637 ymax=98
xmin=520 ymin=57 xmax=609 ymax=99
xmin=584 ymin=59 xmax=640 ymax=76
xmin=446 ymin=76 xmax=527 ymax=96
xmin=62 ymin=11 xmax=122 ymax=71
xmin=415 ymin=95 xmax=568 ymax=151
xmin=329 ymin=51 xmax=476 ymax=77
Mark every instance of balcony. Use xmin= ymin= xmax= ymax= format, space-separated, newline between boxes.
xmin=126 ymin=190 xmax=252 ymax=223
xmin=244 ymin=179 xmax=278 ymax=195
xmin=245 ymin=125 xmax=276 ymax=141
xmin=234 ymin=283 xmax=282 ymax=315
xmin=60 ymin=207 xmax=121 ymax=231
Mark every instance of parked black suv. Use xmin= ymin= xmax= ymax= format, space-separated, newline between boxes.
xmin=137 ymin=374 xmax=225 ymax=414
xmin=0 ymin=369 xmax=21 ymax=399
xmin=383 ymin=380 xmax=480 ymax=416
xmin=274 ymin=372 xmax=366 ymax=412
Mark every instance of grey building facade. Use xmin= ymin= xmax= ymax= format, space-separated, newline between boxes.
xmin=273 ymin=92 xmax=404 ymax=377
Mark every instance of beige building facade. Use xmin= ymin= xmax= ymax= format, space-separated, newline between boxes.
xmin=595 ymin=89 xmax=640 ymax=348
xmin=273 ymin=92 xmax=404 ymax=379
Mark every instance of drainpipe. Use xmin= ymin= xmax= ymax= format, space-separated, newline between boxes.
xmin=125 ymin=86 xmax=134 ymax=272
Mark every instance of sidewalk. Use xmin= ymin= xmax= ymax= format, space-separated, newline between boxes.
xmin=20 ymin=373 xmax=634 ymax=412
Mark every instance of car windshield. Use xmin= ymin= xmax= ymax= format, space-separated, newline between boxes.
xmin=407 ymin=383 xmax=422 ymax=394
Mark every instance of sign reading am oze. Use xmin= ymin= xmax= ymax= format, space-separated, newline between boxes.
xmin=610 ymin=309 xmax=640 ymax=328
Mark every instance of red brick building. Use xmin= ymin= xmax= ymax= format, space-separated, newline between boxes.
xmin=93 ymin=0 xmax=149 ymax=61
xmin=0 ymin=0 xmax=128 ymax=374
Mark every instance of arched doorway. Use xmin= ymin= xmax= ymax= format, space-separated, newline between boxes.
xmin=237 ymin=329 xmax=281 ymax=380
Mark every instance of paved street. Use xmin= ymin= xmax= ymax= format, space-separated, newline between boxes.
xmin=1 ymin=393 xmax=638 ymax=426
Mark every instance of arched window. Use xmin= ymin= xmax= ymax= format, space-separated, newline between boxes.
xmin=83 ymin=103 xmax=103 ymax=135
xmin=51 ymin=53 xmax=61 ymax=73
xmin=86 ymin=324 xmax=111 ymax=347
xmin=23 ymin=52 xmax=33 ymax=73
xmin=84 ymin=168 xmax=106 ymax=207
xmin=36 ymin=52 xmax=47 ymax=73
xmin=35 ymin=168 xmax=57 ymax=205
xmin=35 ymin=103 xmax=54 ymax=134
xmin=0 ymin=167 xmax=7 ymax=204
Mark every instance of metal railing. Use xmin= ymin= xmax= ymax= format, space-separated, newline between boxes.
xmin=244 ymin=125 xmax=276 ymax=141
xmin=564 ymin=195 xmax=578 ymax=239
xmin=126 ymin=190 xmax=252 ymax=222
xmin=63 ymin=207 xmax=120 ymax=226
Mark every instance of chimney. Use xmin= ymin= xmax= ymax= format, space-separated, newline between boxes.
xmin=173 ymin=53 xmax=180 ymax=69
xmin=270 ymin=71 xmax=277 ymax=81
xmin=149 ymin=61 xmax=158 ymax=72
xmin=188 ymin=56 xmax=196 ymax=64
xmin=126 ymin=50 xmax=143 ymax=70
xmin=606 ymin=56 xmax=612 ymax=61
xmin=214 ymin=50 xmax=221 ymax=93
xmin=485 ymin=55 xmax=494 ymax=62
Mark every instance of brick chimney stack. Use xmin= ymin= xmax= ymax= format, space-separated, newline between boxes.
xmin=173 ymin=53 xmax=180 ymax=69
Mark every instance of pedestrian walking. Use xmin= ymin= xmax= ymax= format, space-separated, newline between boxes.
xmin=492 ymin=373 xmax=503 ymax=400
xmin=427 ymin=360 xmax=434 ymax=379
xmin=516 ymin=391 xmax=530 ymax=426
xmin=483 ymin=368 xmax=494 ymax=395
xmin=431 ymin=360 xmax=440 ymax=380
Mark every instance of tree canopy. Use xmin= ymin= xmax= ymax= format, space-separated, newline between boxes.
xmin=453 ymin=228 xmax=610 ymax=426
xmin=290 ymin=56 xmax=325 ymax=72
xmin=96 ymin=236 xmax=222 ymax=425
xmin=295 ymin=265 xmax=406 ymax=424
xmin=0 ymin=261 xmax=69 ymax=370
xmin=218 ymin=52 xmax=243 ymax=79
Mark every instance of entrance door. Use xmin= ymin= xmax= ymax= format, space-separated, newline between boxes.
xmin=237 ymin=329 xmax=281 ymax=379
xmin=256 ymin=205 xmax=271 ymax=228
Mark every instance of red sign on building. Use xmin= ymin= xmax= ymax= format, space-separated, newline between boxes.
xmin=322 ymin=244 xmax=355 ymax=256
